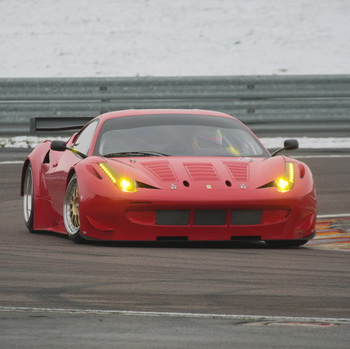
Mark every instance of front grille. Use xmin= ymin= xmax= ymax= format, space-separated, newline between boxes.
xmin=194 ymin=210 xmax=226 ymax=225
xmin=155 ymin=209 xmax=263 ymax=226
xmin=231 ymin=210 xmax=262 ymax=225
xmin=156 ymin=210 xmax=190 ymax=225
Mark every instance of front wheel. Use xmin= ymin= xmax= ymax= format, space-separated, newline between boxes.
xmin=63 ymin=174 xmax=85 ymax=243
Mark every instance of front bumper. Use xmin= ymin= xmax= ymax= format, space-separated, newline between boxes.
xmin=79 ymin=187 xmax=317 ymax=242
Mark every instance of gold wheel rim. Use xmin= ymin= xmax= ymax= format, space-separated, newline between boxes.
xmin=64 ymin=176 xmax=80 ymax=236
xmin=69 ymin=186 xmax=80 ymax=229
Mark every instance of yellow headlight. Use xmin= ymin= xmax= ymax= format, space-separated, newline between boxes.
xmin=120 ymin=178 xmax=135 ymax=192
xmin=99 ymin=163 xmax=137 ymax=192
xmin=275 ymin=162 xmax=295 ymax=193
xmin=276 ymin=178 xmax=291 ymax=192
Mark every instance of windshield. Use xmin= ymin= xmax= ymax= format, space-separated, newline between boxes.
xmin=94 ymin=114 xmax=269 ymax=157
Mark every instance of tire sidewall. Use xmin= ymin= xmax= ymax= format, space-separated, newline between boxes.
xmin=23 ymin=163 xmax=35 ymax=233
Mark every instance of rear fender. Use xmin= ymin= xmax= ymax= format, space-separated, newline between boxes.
xmin=21 ymin=141 xmax=51 ymax=197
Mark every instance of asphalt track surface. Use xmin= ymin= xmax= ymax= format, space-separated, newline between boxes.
xmin=1 ymin=148 xmax=350 ymax=348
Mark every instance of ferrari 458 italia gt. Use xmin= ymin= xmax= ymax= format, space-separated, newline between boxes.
xmin=21 ymin=109 xmax=316 ymax=246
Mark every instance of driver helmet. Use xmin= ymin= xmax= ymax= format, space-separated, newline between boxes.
xmin=192 ymin=128 xmax=223 ymax=150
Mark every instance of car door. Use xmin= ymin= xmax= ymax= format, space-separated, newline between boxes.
xmin=44 ymin=120 xmax=99 ymax=217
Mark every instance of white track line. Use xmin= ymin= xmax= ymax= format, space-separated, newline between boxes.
xmin=293 ymin=155 xmax=350 ymax=159
xmin=0 ymin=161 xmax=23 ymax=164
xmin=0 ymin=306 xmax=349 ymax=325
xmin=317 ymin=213 xmax=350 ymax=219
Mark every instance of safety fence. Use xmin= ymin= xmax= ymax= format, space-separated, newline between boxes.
xmin=0 ymin=75 xmax=350 ymax=137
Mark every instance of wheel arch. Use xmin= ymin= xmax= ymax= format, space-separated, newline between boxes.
xmin=20 ymin=159 xmax=31 ymax=196
xmin=66 ymin=168 xmax=77 ymax=188
xmin=21 ymin=156 xmax=44 ymax=197
xmin=21 ymin=141 xmax=52 ymax=197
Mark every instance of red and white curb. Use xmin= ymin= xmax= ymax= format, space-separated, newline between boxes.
xmin=309 ymin=214 xmax=350 ymax=251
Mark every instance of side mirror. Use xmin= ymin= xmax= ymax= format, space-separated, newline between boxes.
xmin=50 ymin=140 xmax=67 ymax=152
xmin=284 ymin=139 xmax=299 ymax=151
xmin=271 ymin=139 xmax=299 ymax=157
xmin=50 ymin=139 xmax=87 ymax=159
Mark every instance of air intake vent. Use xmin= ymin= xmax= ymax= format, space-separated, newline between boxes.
xmin=156 ymin=210 xmax=190 ymax=225
xmin=224 ymin=162 xmax=249 ymax=181
xmin=231 ymin=210 xmax=262 ymax=225
xmin=143 ymin=161 xmax=178 ymax=182
xmin=184 ymin=163 xmax=220 ymax=181
xmin=194 ymin=210 xmax=226 ymax=225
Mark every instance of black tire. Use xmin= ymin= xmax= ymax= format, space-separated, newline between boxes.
xmin=265 ymin=240 xmax=309 ymax=248
xmin=63 ymin=174 xmax=85 ymax=244
xmin=23 ymin=163 xmax=36 ymax=233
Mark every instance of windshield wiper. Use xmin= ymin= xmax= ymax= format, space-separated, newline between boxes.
xmin=102 ymin=151 xmax=170 ymax=158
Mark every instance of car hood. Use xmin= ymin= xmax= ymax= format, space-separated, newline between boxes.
xmin=106 ymin=156 xmax=289 ymax=190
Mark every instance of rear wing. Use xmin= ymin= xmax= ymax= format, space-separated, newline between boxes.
xmin=30 ymin=117 xmax=94 ymax=133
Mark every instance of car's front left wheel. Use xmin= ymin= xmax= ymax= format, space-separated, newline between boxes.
xmin=23 ymin=163 xmax=35 ymax=233
xmin=64 ymin=174 xmax=85 ymax=243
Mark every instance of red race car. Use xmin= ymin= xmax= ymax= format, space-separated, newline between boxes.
xmin=21 ymin=109 xmax=316 ymax=246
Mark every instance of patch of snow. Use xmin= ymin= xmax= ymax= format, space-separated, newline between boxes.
xmin=0 ymin=0 xmax=349 ymax=77
xmin=260 ymin=137 xmax=350 ymax=149
xmin=0 ymin=136 xmax=68 ymax=149
xmin=1 ymin=136 xmax=350 ymax=149
xmin=1 ymin=1 xmax=349 ymax=146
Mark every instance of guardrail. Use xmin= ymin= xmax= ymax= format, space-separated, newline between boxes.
xmin=1 ymin=75 xmax=350 ymax=137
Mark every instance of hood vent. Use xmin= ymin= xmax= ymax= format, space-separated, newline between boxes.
xmin=184 ymin=163 xmax=220 ymax=181
xmin=143 ymin=161 xmax=178 ymax=182
xmin=224 ymin=162 xmax=250 ymax=181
